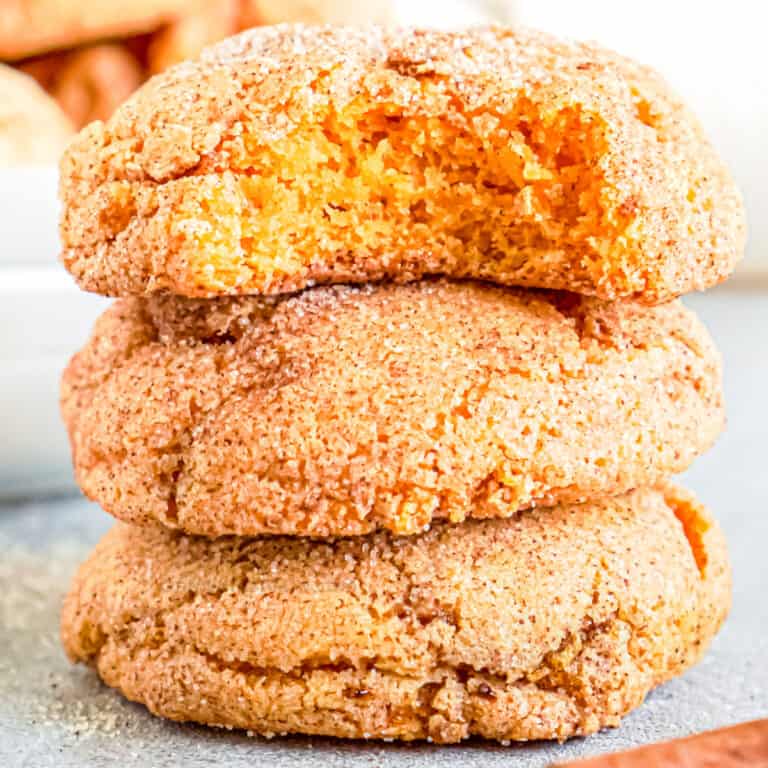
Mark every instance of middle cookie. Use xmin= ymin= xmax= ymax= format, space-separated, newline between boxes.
xmin=62 ymin=280 xmax=723 ymax=537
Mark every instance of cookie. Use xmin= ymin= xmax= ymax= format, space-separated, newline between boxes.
xmin=0 ymin=64 xmax=73 ymax=166
xmin=0 ymin=1 xmax=189 ymax=60
xmin=59 ymin=25 xmax=745 ymax=301
xmin=61 ymin=280 xmax=723 ymax=537
xmin=61 ymin=485 xmax=731 ymax=743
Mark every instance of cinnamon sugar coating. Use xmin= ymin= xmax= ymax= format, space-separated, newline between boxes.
xmin=61 ymin=280 xmax=723 ymax=537
xmin=59 ymin=25 xmax=745 ymax=302
xmin=61 ymin=485 xmax=731 ymax=743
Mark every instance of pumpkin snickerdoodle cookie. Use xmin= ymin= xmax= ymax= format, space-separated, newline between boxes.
xmin=59 ymin=25 xmax=745 ymax=302
xmin=61 ymin=485 xmax=731 ymax=743
xmin=61 ymin=280 xmax=723 ymax=537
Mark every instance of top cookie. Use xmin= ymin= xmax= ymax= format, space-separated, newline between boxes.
xmin=59 ymin=25 xmax=745 ymax=302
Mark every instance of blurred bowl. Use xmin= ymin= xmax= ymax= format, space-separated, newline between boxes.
xmin=0 ymin=166 xmax=108 ymax=499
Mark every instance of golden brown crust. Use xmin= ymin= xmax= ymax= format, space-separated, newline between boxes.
xmin=60 ymin=485 xmax=732 ymax=743
xmin=61 ymin=279 xmax=724 ymax=537
xmin=0 ymin=64 xmax=73 ymax=166
xmin=0 ymin=0 xmax=189 ymax=60
xmin=59 ymin=24 xmax=745 ymax=302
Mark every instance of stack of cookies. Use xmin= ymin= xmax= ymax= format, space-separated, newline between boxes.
xmin=59 ymin=26 xmax=744 ymax=744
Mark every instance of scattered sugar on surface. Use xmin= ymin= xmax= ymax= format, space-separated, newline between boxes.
xmin=0 ymin=543 xmax=141 ymax=741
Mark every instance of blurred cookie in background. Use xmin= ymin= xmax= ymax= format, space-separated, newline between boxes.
xmin=4 ymin=0 xmax=395 ymax=128
xmin=20 ymin=44 xmax=144 ymax=126
xmin=147 ymin=0 xmax=242 ymax=74
xmin=0 ymin=0 xmax=189 ymax=60
xmin=0 ymin=64 xmax=73 ymax=166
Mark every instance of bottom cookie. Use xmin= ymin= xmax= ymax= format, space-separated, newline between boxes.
xmin=61 ymin=485 xmax=730 ymax=743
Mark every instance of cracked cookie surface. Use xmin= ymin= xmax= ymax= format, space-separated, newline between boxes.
xmin=61 ymin=279 xmax=724 ymax=537
xmin=59 ymin=24 xmax=745 ymax=302
xmin=61 ymin=485 xmax=731 ymax=743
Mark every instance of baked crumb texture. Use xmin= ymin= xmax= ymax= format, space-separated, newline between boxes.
xmin=59 ymin=25 xmax=745 ymax=302
xmin=61 ymin=485 xmax=731 ymax=743
xmin=61 ymin=280 xmax=724 ymax=537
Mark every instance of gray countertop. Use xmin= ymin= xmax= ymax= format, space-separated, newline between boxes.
xmin=1 ymin=289 xmax=767 ymax=767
